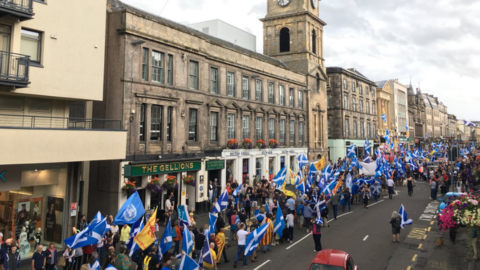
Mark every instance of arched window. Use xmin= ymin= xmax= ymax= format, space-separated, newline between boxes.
xmin=280 ymin=28 xmax=290 ymax=52
xmin=316 ymin=73 xmax=321 ymax=93
xmin=312 ymin=29 xmax=316 ymax=54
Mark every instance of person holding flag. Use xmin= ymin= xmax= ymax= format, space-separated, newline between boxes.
xmin=215 ymin=228 xmax=229 ymax=264
xmin=311 ymin=212 xmax=323 ymax=252
xmin=260 ymin=214 xmax=274 ymax=253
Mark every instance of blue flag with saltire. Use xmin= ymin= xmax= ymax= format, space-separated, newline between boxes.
xmin=315 ymin=213 xmax=324 ymax=225
xmin=296 ymin=180 xmax=305 ymax=195
xmin=363 ymin=155 xmax=371 ymax=163
xmin=113 ymin=191 xmax=146 ymax=225
xmin=349 ymin=156 xmax=363 ymax=170
xmin=381 ymin=114 xmax=387 ymax=122
xmin=233 ymin=183 xmax=242 ymax=196
xmin=126 ymin=217 xmax=143 ymax=256
xmin=198 ymin=237 xmax=213 ymax=267
xmin=211 ymin=190 xmax=229 ymax=214
xmin=244 ymin=223 xmax=269 ymax=256
xmin=208 ymin=213 xmax=217 ymax=236
xmin=322 ymin=180 xmax=337 ymax=200
xmin=306 ymin=174 xmax=312 ymax=193
xmin=178 ymin=254 xmax=199 ymax=270
xmin=64 ymin=225 xmax=97 ymax=249
xmin=105 ymin=265 xmax=116 ymax=270
xmin=274 ymin=202 xmax=285 ymax=237
xmin=273 ymin=167 xmax=287 ymax=189
xmin=345 ymin=173 xmax=353 ymax=190
xmin=364 ymin=138 xmax=371 ymax=156
xmin=235 ymin=214 xmax=240 ymax=225
xmin=158 ymin=217 xmax=172 ymax=259
xmin=308 ymin=163 xmax=318 ymax=175
xmin=318 ymin=164 xmax=332 ymax=188
xmin=347 ymin=145 xmax=356 ymax=158
xmin=88 ymin=216 xmax=108 ymax=246
xmin=177 ymin=205 xmax=191 ymax=227
xmin=456 ymin=162 xmax=461 ymax=170
xmin=182 ymin=224 xmax=194 ymax=256
xmin=399 ymin=204 xmax=413 ymax=228
xmin=464 ymin=120 xmax=477 ymax=127
xmin=298 ymin=153 xmax=308 ymax=169
xmin=339 ymin=193 xmax=345 ymax=205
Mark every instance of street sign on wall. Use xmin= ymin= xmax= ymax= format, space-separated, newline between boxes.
xmin=206 ymin=160 xmax=225 ymax=171
xmin=124 ymin=161 xmax=201 ymax=177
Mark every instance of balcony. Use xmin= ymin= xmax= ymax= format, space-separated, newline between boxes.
xmin=0 ymin=0 xmax=34 ymax=21
xmin=0 ymin=51 xmax=30 ymax=88
xmin=0 ymin=114 xmax=127 ymax=165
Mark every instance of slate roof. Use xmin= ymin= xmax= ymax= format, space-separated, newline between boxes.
xmin=376 ymin=80 xmax=388 ymax=88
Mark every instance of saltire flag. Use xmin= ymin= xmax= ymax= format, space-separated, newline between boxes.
xmin=159 ymin=217 xmax=173 ymax=260
xmin=198 ymin=237 xmax=213 ymax=267
xmin=339 ymin=193 xmax=345 ymax=205
xmin=126 ymin=217 xmax=144 ymax=256
xmin=308 ymin=163 xmax=318 ymax=175
xmin=178 ymin=254 xmax=199 ymax=270
xmin=464 ymin=120 xmax=477 ymax=127
xmin=182 ymin=224 xmax=194 ymax=255
xmin=390 ymin=141 xmax=394 ymax=149
xmin=349 ymin=156 xmax=363 ymax=170
xmin=381 ymin=114 xmax=387 ymax=122
xmin=88 ymin=216 xmax=108 ymax=246
xmin=208 ymin=213 xmax=217 ymax=236
xmin=298 ymin=153 xmax=308 ymax=169
xmin=306 ymin=174 xmax=313 ymax=194
xmin=244 ymin=223 xmax=269 ymax=256
xmin=178 ymin=205 xmax=192 ymax=227
xmin=233 ymin=183 xmax=243 ymax=196
xmin=456 ymin=162 xmax=461 ymax=170
xmin=322 ymin=177 xmax=337 ymax=200
xmin=273 ymin=201 xmax=285 ymax=237
xmin=364 ymin=138 xmax=371 ymax=156
xmin=399 ymin=204 xmax=413 ymax=228
xmin=134 ymin=207 xmax=158 ymax=250
xmin=113 ymin=191 xmax=146 ymax=225
xmin=347 ymin=145 xmax=356 ymax=158
xmin=315 ymin=213 xmax=323 ymax=225
xmin=64 ymin=224 xmax=97 ymax=249
xmin=314 ymin=200 xmax=326 ymax=213
xmin=345 ymin=173 xmax=353 ymax=190
xmin=211 ymin=190 xmax=229 ymax=214
xmin=363 ymin=155 xmax=371 ymax=163
xmin=318 ymin=164 xmax=332 ymax=188
xmin=273 ymin=167 xmax=287 ymax=190
xmin=313 ymin=156 xmax=326 ymax=171
xmin=296 ymin=180 xmax=305 ymax=195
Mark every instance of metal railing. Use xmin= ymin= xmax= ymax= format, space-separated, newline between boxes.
xmin=0 ymin=51 xmax=30 ymax=83
xmin=0 ymin=114 xmax=123 ymax=130
xmin=0 ymin=0 xmax=33 ymax=14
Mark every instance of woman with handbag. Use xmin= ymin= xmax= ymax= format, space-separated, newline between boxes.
xmin=45 ymin=242 xmax=57 ymax=270
xmin=63 ymin=247 xmax=76 ymax=270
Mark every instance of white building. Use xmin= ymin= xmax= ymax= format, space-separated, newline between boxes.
xmin=188 ymin=19 xmax=257 ymax=51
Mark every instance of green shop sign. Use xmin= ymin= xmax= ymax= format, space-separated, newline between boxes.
xmin=124 ymin=161 xmax=201 ymax=177
xmin=206 ymin=160 xmax=225 ymax=171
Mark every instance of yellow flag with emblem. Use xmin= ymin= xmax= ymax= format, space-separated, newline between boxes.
xmin=313 ymin=156 xmax=326 ymax=171
xmin=134 ymin=207 xmax=157 ymax=250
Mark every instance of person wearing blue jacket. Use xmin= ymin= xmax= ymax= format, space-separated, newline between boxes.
xmin=3 ymin=246 xmax=20 ymax=270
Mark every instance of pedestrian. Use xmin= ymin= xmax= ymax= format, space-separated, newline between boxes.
xmin=304 ymin=202 xmax=313 ymax=233
xmin=381 ymin=178 xmax=388 ymax=197
xmin=203 ymin=243 xmax=217 ymax=270
xmin=63 ymin=247 xmax=75 ymax=270
xmin=193 ymin=227 xmax=205 ymax=261
xmin=387 ymin=177 xmax=395 ymax=199
xmin=4 ymin=246 xmax=20 ymax=270
xmin=430 ymin=179 xmax=437 ymax=200
xmin=371 ymin=182 xmax=381 ymax=203
xmin=233 ymin=223 xmax=249 ymax=268
xmin=88 ymin=252 xmax=100 ymax=270
xmin=238 ymin=208 xmax=248 ymax=230
xmin=296 ymin=202 xmax=304 ymax=230
xmin=229 ymin=210 xmax=238 ymax=243
xmin=114 ymin=247 xmax=130 ymax=270
xmin=260 ymin=214 xmax=274 ymax=252
xmin=342 ymin=188 xmax=351 ymax=212
xmin=172 ymin=221 xmax=182 ymax=256
xmin=244 ymin=195 xmax=252 ymax=219
xmin=330 ymin=192 xmax=340 ymax=219
xmin=440 ymin=182 xmax=447 ymax=197
xmin=286 ymin=210 xmax=294 ymax=243
xmin=215 ymin=228 xmax=229 ymax=264
xmin=44 ymin=242 xmax=57 ymax=270
xmin=389 ymin=211 xmax=401 ymax=243
xmin=472 ymin=228 xmax=479 ymax=259
xmin=142 ymin=246 xmax=159 ymax=270
xmin=457 ymin=181 xmax=462 ymax=193
xmin=361 ymin=184 xmax=371 ymax=209
xmin=407 ymin=177 xmax=414 ymax=196
xmin=119 ymin=225 xmax=130 ymax=246
xmin=352 ymin=181 xmax=360 ymax=204
xmin=247 ymin=221 xmax=258 ymax=263
xmin=311 ymin=214 xmax=322 ymax=252
xmin=320 ymin=204 xmax=329 ymax=228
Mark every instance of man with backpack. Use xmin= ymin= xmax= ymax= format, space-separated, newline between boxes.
xmin=296 ymin=203 xmax=304 ymax=230
xmin=389 ymin=211 xmax=402 ymax=243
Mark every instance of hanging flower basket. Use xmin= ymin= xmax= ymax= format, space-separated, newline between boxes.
xmin=438 ymin=192 xmax=480 ymax=231
xmin=256 ymin=139 xmax=266 ymax=150
xmin=183 ymin=175 xmax=196 ymax=187
xmin=269 ymin=139 xmax=278 ymax=148
xmin=227 ymin=139 xmax=239 ymax=149
xmin=122 ymin=180 xmax=136 ymax=195
xmin=243 ymin=138 xmax=253 ymax=149
xmin=146 ymin=177 xmax=163 ymax=194
xmin=162 ymin=175 xmax=178 ymax=190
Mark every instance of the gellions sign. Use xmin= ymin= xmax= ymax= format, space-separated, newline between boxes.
xmin=124 ymin=161 xmax=201 ymax=177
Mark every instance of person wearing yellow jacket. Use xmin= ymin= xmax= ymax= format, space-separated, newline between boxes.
xmin=119 ymin=224 xmax=131 ymax=245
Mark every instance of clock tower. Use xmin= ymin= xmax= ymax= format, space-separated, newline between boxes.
xmin=261 ymin=0 xmax=329 ymax=160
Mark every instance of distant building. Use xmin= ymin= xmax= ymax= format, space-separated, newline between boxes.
xmin=407 ymin=86 xmax=426 ymax=145
xmin=188 ymin=19 xmax=257 ymax=51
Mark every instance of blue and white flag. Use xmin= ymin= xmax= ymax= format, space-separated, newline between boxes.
xmin=381 ymin=114 xmax=387 ymax=122
xmin=64 ymin=225 xmax=97 ymax=249
xmin=244 ymin=223 xmax=269 ymax=256
xmin=363 ymin=155 xmax=371 ymax=163
xmin=426 ymin=133 xmax=428 ymax=139
xmin=347 ymin=145 xmax=356 ymax=158
xmin=349 ymin=156 xmax=363 ymax=170
xmin=306 ymin=174 xmax=312 ymax=193
xmin=315 ymin=213 xmax=324 ymax=225
xmin=208 ymin=213 xmax=217 ymax=236
xmin=298 ymin=153 xmax=309 ymax=169
xmin=113 ymin=191 xmax=146 ymax=225
xmin=456 ymin=162 xmax=461 ymax=171
xmin=274 ymin=202 xmax=285 ymax=237
xmin=178 ymin=254 xmax=199 ymax=270
xmin=89 ymin=216 xmax=108 ymax=246
xmin=177 ymin=205 xmax=191 ymax=227
xmin=198 ymin=237 xmax=213 ymax=267
xmin=464 ymin=120 xmax=477 ymax=127
xmin=233 ymin=183 xmax=243 ymax=196
xmin=296 ymin=180 xmax=305 ymax=195
xmin=158 ymin=217 xmax=172 ymax=259
xmin=345 ymin=173 xmax=353 ymax=190
xmin=318 ymin=164 xmax=332 ymax=188
xmin=182 ymin=224 xmax=194 ymax=255
xmin=211 ymin=190 xmax=229 ymax=214
xmin=364 ymin=138 xmax=371 ymax=156
xmin=309 ymin=163 xmax=318 ymax=175
xmin=399 ymin=204 xmax=413 ymax=229
xmin=273 ymin=167 xmax=287 ymax=189
xmin=105 ymin=265 xmax=116 ymax=270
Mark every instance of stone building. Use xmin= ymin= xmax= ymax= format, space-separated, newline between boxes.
xmin=447 ymin=114 xmax=457 ymax=140
xmin=90 ymin=0 xmax=329 ymax=215
xmin=327 ymin=67 xmax=377 ymax=160
xmin=407 ymin=87 xmax=426 ymax=145
xmin=375 ymin=81 xmax=394 ymax=138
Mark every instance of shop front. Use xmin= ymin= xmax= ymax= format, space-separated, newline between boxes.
xmin=0 ymin=163 xmax=74 ymax=260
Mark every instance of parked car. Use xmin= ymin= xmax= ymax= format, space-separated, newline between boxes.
xmin=308 ymin=249 xmax=358 ymax=270
xmin=437 ymin=192 xmax=463 ymax=214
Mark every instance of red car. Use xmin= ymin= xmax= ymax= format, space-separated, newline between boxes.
xmin=308 ymin=249 xmax=358 ymax=270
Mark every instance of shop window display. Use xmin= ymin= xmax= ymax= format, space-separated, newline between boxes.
xmin=226 ymin=160 xmax=235 ymax=184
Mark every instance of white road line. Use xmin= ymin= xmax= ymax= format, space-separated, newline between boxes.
xmin=363 ymin=235 xmax=369 ymax=241
xmin=254 ymin=260 xmax=271 ymax=270
xmin=328 ymin=211 xmax=353 ymax=223
xmin=286 ymin=233 xmax=311 ymax=250
xmin=368 ymin=200 xmax=384 ymax=207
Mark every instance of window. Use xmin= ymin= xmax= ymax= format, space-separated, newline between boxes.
xmin=280 ymin=27 xmax=290 ymax=52
xmin=210 ymin=112 xmax=218 ymax=141
xmin=188 ymin=109 xmax=197 ymax=141
xmin=359 ymin=100 xmax=363 ymax=113
xmin=352 ymin=82 xmax=355 ymax=92
xmin=359 ymin=85 xmax=363 ymax=94
xmin=227 ymin=114 xmax=235 ymax=140
xmin=289 ymin=88 xmax=294 ymax=107
xmin=366 ymin=100 xmax=370 ymax=114
xmin=256 ymin=80 xmax=262 ymax=101
xmin=366 ymin=86 xmax=370 ymax=96
xmin=166 ymin=107 xmax=172 ymax=141
xmin=344 ymin=94 xmax=348 ymax=109
xmin=242 ymin=77 xmax=249 ymax=99
xmin=345 ymin=118 xmax=350 ymax=137
xmin=372 ymin=102 xmax=376 ymax=115
xmin=269 ymin=118 xmax=275 ymax=139
xmin=268 ymin=83 xmax=274 ymax=104
xmin=316 ymin=73 xmax=321 ymax=93
xmin=189 ymin=61 xmax=198 ymax=90
xmin=299 ymin=122 xmax=304 ymax=143
xmin=372 ymin=89 xmax=375 ymax=97
xmin=151 ymin=105 xmax=162 ymax=141
xmin=353 ymin=121 xmax=357 ymax=138
xmin=20 ymin=29 xmax=42 ymax=64
xmin=167 ymin=54 xmax=173 ymax=85
xmin=140 ymin=104 xmax=145 ymax=141
xmin=298 ymin=91 xmax=303 ymax=109
xmin=343 ymin=79 xmax=347 ymax=89
xmin=327 ymin=95 xmax=330 ymax=108
xmin=210 ymin=67 xmax=218 ymax=94
xmin=312 ymin=29 xmax=316 ymax=54
xmin=328 ymin=119 xmax=331 ymax=135
xmin=360 ymin=122 xmax=365 ymax=138
xmin=279 ymin=86 xmax=285 ymax=106
xmin=142 ymin=48 xmax=148 ymax=81
xmin=227 ymin=72 xmax=235 ymax=97
xmin=152 ymin=50 xmax=164 ymax=83
xmin=290 ymin=120 xmax=295 ymax=143
xmin=69 ymin=101 xmax=85 ymax=119
xmin=280 ymin=119 xmax=285 ymax=143
xmin=242 ymin=115 xmax=249 ymax=140
xmin=373 ymin=123 xmax=376 ymax=136
xmin=367 ymin=122 xmax=371 ymax=138
xmin=352 ymin=97 xmax=356 ymax=111
xmin=256 ymin=117 xmax=262 ymax=140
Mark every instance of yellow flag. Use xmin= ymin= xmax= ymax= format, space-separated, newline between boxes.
xmin=313 ymin=156 xmax=326 ymax=171
xmin=134 ymin=208 xmax=157 ymax=250
xmin=283 ymin=169 xmax=296 ymax=198
xmin=382 ymin=107 xmax=385 ymax=114
xmin=429 ymin=150 xmax=435 ymax=156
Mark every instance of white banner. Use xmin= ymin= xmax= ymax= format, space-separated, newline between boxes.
xmin=359 ymin=162 xmax=377 ymax=176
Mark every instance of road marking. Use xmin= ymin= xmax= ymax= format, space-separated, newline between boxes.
xmin=418 ymin=244 xmax=422 ymax=249
xmin=407 ymin=267 xmax=411 ymax=270
xmin=327 ymin=211 xmax=353 ymax=223
xmin=423 ymin=235 xmax=427 ymax=240
xmin=286 ymin=232 xmax=311 ymax=250
xmin=412 ymin=254 xmax=417 ymax=261
xmin=253 ymin=260 xmax=271 ymax=270
xmin=428 ymin=227 xmax=431 ymax=231
xmin=407 ymin=228 xmax=427 ymax=240
xmin=363 ymin=235 xmax=369 ymax=241
xmin=430 ymin=221 xmax=435 ymax=225
xmin=368 ymin=200 xmax=384 ymax=207
xmin=419 ymin=214 xmax=434 ymax=221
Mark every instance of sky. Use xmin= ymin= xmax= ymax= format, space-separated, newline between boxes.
xmin=121 ymin=0 xmax=480 ymax=120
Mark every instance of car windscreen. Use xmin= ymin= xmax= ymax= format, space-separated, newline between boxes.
xmin=309 ymin=264 xmax=344 ymax=270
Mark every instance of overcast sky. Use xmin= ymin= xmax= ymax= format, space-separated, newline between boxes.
xmin=122 ymin=0 xmax=479 ymax=120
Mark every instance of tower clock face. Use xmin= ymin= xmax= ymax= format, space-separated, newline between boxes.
xmin=278 ymin=0 xmax=291 ymax=7
xmin=311 ymin=0 xmax=318 ymax=8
